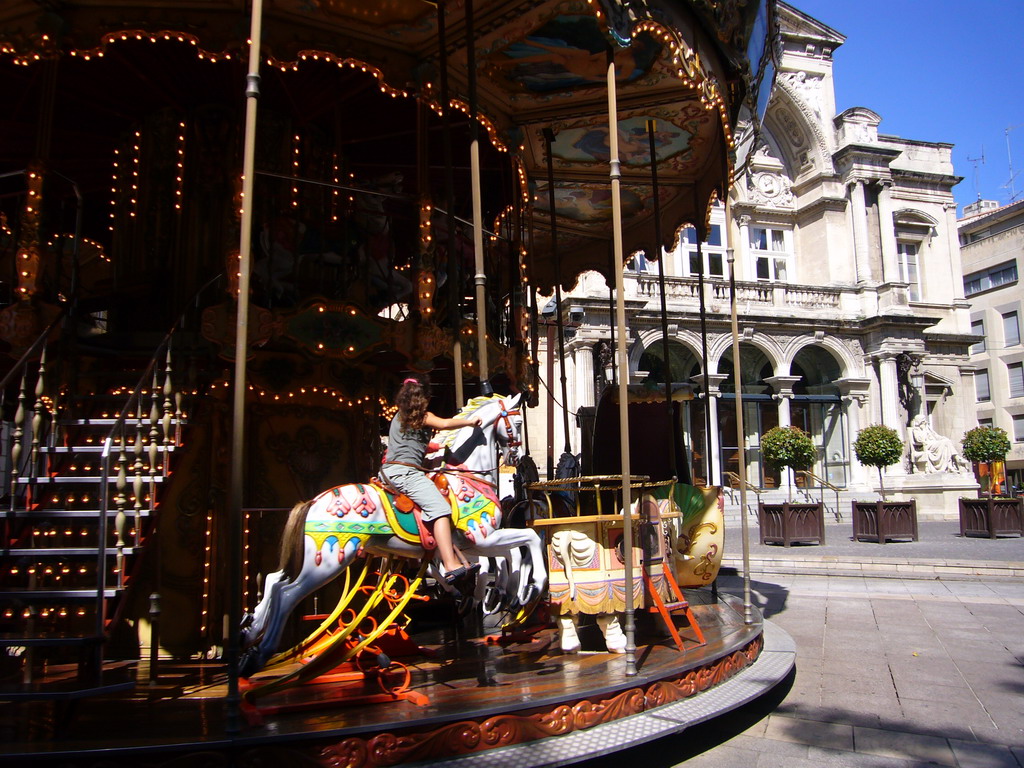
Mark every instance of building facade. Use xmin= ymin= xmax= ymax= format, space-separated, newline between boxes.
xmin=959 ymin=199 xmax=1024 ymax=490
xmin=528 ymin=1 xmax=978 ymax=516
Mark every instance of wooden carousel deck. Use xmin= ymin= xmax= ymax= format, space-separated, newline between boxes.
xmin=0 ymin=591 xmax=774 ymax=767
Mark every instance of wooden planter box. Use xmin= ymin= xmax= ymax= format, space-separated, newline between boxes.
xmin=851 ymin=500 xmax=918 ymax=543
xmin=959 ymin=497 xmax=1024 ymax=538
xmin=758 ymin=502 xmax=825 ymax=547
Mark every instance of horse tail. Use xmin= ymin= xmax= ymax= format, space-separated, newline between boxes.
xmin=279 ymin=499 xmax=313 ymax=580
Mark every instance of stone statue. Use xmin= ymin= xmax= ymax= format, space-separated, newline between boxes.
xmin=896 ymin=352 xmax=919 ymax=414
xmin=908 ymin=416 xmax=971 ymax=475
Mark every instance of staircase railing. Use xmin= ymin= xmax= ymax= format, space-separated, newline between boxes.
xmin=97 ymin=272 xmax=225 ymax=590
xmin=795 ymin=469 xmax=843 ymax=521
xmin=1 ymin=273 xmax=222 ymax=694
xmin=722 ymin=470 xmax=762 ymax=518
xmin=3 ymin=305 xmax=69 ymax=522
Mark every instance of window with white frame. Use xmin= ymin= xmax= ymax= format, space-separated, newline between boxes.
xmin=1009 ymin=362 xmax=1024 ymax=399
xmin=971 ymin=319 xmax=986 ymax=354
xmin=1014 ymin=414 xmax=1024 ymax=442
xmin=676 ymin=223 xmax=725 ymax=278
xmin=625 ymin=251 xmax=651 ymax=274
xmin=1004 ymin=311 xmax=1021 ymax=347
xmin=896 ymin=241 xmax=920 ymax=301
xmin=749 ymin=226 xmax=789 ymax=282
xmin=976 ymin=369 xmax=991 ymax=401
xmin=979 ymin=417 xmax=994 ymax=427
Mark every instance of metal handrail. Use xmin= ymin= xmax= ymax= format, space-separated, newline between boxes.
xmin=795 ymin=468 xmax=841 ymax=493
xmin=525 ymin=474 xmax=659 ymax=518
xmin=795 ymin=469 xmax=843 ymax=521
xmin=723 ymin=470 xmax=761 ymax=496
xmin=723 ymin=471 xmax=761 ymax=518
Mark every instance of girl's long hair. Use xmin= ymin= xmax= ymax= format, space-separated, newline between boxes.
xmin=396 ymin=376 xmax=429 ymax=431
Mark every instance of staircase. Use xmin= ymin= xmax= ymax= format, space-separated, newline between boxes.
xmin=722 ymin=485 xmax=869 ymax=526
xmin=1 ymin=329 xmax=186 ymax=699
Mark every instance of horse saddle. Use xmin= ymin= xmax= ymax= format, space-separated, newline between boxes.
xmin=370 ymin=474 xmax=453 ymax=549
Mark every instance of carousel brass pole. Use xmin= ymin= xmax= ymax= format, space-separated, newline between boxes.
xmin=227 ymin=0 xmax=264 ymax=733
xmin=436 ymin=0 xmax=464 ymax=405
xmin=726 ymin=228 xmax=753 ymax=623
xmin=647 ymin=120 xmax=676 ymax=478
xmin=466 ymin=0 xmax=491 ymax=393
xmin=606 ymin=47 xmax=636 ymax=676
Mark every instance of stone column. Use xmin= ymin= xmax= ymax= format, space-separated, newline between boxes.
xmin=837 ymin=377 xmax=872 ymax=489
xmin=766 ymin=375 xmax=801 ymax=491
xmin=877 ymin=354 xmax=901 ymax=433
xmin=877 ymin=181 xmax=899 ymax=283
xmin=569 ymin=335 xmax=596 ymax=410
xmin=737 ymin=215 xmax=751 ymax=282
xmin=561 ymin=345 xmax=576 ymax=452
xmin=693 ymin=373 xmax=728 ymax=487
xmin=849 ymin=180 xmax=872 ymax=285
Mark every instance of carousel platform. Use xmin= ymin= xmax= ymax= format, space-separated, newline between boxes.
xmin=0 ymin=590 xmax=791 ymax=767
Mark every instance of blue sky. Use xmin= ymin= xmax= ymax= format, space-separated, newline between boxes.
xmin=790 ymin=0 xmax=1024 ymax=215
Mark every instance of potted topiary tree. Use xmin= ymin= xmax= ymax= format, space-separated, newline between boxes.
xmin=757 ymin=426 xmax=824 ymax=546
xmin=852 ymin=424 xmax=903 ymax=501
xmin=761 ymin=425 xmax=816 ymax=502
xmin=851 ymin=425 xmax=917 ymax=543
xmin=961 ymin=425 xmax=1012 ymax=495
xmin=959 ymin=425 xmax=1022 ymax=538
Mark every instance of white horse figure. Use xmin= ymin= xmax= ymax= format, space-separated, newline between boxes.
xmin=239 ymin=393 xmax=546 ymax=676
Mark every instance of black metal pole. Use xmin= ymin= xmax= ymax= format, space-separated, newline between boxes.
xmin=607 ymin=244 xmax=616 ymax=387
xmin=543 ymin=128 xmax=572 ymax=456
xmin=696 ymin=220 xmax=714 ymax=483
xmin=648 ymin=120 xmax=676 ymax=479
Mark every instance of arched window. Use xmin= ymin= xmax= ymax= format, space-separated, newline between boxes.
xmin=638 ymin=340 xmax=699 ymax=386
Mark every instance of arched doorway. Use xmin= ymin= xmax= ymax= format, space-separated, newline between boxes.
xmin=791 ymin=345 xmax=847 ymax=488
xmin=717 ymin=344 xmax=776 ymax=488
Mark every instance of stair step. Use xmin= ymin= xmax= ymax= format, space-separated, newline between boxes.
xmin=659 ymin=601 xmax=691 ymax=611
xmin=58 ymin=418 xmax=183 ymax=427
xmin=5 ymin=509 xmax=153 ymax=519
xmin=5 ymin=547 xmax=137 ymax=557
xmin=39 ymin=445 xmax=176 ymax=454
xmin=17 ymin=475 xmax=166 ymax=484
xmin=0 ymin=677 xmax=136 ymax=701
xmin=0 ymin=589 xmax=118 ymax=598
xmin=0 ymin=633 xmax=103 ymax=647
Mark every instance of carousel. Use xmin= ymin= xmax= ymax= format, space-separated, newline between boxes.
xmin=0 ymin=0 xmax=787 ymax=765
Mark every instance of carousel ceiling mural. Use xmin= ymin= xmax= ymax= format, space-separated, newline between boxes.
xmin=0 ymin=0 xmax=771 ymax=296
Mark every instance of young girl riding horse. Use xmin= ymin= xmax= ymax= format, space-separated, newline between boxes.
xmin=380 ymin=376 xmax=482 ymax=584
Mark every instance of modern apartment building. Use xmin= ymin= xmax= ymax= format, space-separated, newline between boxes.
xmin=960 ymin=198 xmax=1024 ymax=490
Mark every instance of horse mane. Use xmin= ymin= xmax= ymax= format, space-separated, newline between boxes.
xmin=278 ymin=499 xmax=313 ymax=580
xmin=434 ymin=394 xmax=502 ymax=451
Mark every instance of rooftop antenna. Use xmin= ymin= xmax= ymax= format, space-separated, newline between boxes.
xmin=1005 ymin=124 xmax=1023 ymax=203
xmin=966 ymin=148 xmax=985 ymax=202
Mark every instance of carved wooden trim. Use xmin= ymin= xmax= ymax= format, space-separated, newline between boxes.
xmin=314 ymin=634 xmax=764 ymax=767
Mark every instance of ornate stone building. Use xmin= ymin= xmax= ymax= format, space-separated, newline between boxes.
xmin=529 ymin=1 xmax=977 ymax=517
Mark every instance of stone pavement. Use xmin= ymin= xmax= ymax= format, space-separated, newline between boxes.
xmin=722 ymin=519 xmax=1024 ymax=579
xmin=585 ymin=522 xmax=1024 ymax=768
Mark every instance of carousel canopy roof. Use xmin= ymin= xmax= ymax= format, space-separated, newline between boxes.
xmin=0 ymin=0 xmax=774 ymax=291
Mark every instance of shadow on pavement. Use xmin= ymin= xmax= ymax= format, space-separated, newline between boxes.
xmin=716 ymin=571 xmax=789 ymax=619
xmin=582 ymin=667 xmax=796 ymax=768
